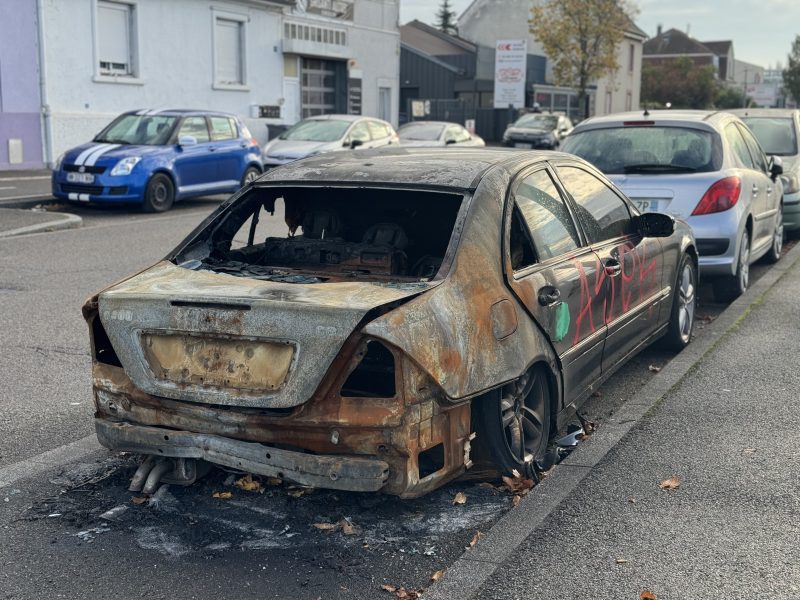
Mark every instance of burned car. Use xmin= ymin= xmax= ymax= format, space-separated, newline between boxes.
xmin=84 ymin=148 xmax=697 ymax=498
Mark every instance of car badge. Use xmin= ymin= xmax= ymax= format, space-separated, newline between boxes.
xmin=79 ymin=166 xmax=85 ymax=173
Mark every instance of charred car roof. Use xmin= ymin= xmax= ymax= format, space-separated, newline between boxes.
xmin=254 ymin=147 xmax=574 ymax=191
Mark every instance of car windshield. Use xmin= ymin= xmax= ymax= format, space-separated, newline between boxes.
xmin=514 ymin=114 xmax=558 ymax=129
xmin=279 ymin=119 xmax=351 ymax=142
xmin=562 ymin=126 xmax=723 ymax=174
xmin=398 ymin=123 xmax=445 ymax=141
xmin=741 ymin=117 xmax=798 ymax=156
xmin=94 ymin=114 xmax=178 ymax=145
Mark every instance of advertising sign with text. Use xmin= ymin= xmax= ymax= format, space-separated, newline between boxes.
xmin=494 ymin=39 xmax=527 ymax=109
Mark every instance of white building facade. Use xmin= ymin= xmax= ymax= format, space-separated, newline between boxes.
xmin=35 ymin=0 xmax=399 ymax=165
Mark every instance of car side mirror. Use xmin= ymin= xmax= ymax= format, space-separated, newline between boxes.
xmin=770 ymin=155 xmax=783 ymax=181
xmin=350 ymin=138 xmax=364 ymax=149
xmin=635 ymin=212 xmax=674 ymax=238
xmin=178 ymin=135 xmax=197 ymax=147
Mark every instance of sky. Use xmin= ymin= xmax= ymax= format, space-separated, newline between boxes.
xmin=398 ymin=0 xmax=800 ymax=69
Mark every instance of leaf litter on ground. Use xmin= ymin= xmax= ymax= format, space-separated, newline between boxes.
xmin=233 ymin=474 xmax=264 ymax=493
xmin=659 ymin=475 xmax=681 ymax=491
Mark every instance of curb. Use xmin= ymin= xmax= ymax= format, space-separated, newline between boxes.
xmin=0 ymin=196 xmax=56 ymax=210
xmin=423 ymin=241 xmax=800 ymax=600
xmin=0 ymin=211 xmax=83 ymax=238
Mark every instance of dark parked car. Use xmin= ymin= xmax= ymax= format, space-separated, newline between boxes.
xmin=503 ymin=113 xmax=573 ymax=149
xmin=52 ymin=109 xmax=263 ymax=212
xmin=84 ymin=148 xmax=696 ymax=498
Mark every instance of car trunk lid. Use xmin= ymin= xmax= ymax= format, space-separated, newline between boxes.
xmin=99 ymin=261 xmax=437 ymax=408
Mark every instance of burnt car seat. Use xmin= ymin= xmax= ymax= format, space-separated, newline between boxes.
xmin=301 ymin=210 xmax=343 ymax=240
xmin=362 ymin=223 xmax=409 ymax=250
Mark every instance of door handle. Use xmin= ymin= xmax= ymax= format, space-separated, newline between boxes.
xmin=208 ymin=146 xmax=217 ymax=152
xmin=538 ymin=286 xmax=561 ymax=307
xmin=752 ymin=184 xmax=759 ymax=194
xmin=603 ymin=258 xmax=622 ymax=277
xmin=767 ymin=186 xmax=773 ymax=194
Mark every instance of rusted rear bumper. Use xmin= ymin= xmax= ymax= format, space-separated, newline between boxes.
xmin=96 ymin=418 xmax=391 ymax=492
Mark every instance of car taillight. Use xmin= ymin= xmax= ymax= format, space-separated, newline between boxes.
xmin=251 ymin=138 xmax=259 ymax=147
xmin=691 ymin=177 xmax=741 ymax=216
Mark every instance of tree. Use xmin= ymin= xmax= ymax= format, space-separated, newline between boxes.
xmin=715 ymin=85 xmax=752 ymax=109
xmin=530 ymin=0 xmax=635 ymax=119
xmin=435 ymin=0 xmax=457 ymax=35
xmin=783 ymin=35 xmax=800 ymax=105
xmin=641 ymin=58 xmax=717 ymax=109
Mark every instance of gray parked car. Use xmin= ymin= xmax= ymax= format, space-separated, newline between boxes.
xmin=397 ymin=121 xmax=485 ymax=147
xmin=262 ymin=114 xmax=398 ymax=167
xmin=503 ymin=113 xmax=573 ymax=150
xmin=562 ymin=110 xmax=784 ymax=302
xmin=731 ymin=108 xmax=800 ymax=236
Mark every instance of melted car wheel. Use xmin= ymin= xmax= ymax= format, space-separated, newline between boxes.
xmin=474 ymin=366 xmax=552 ymax=478
xmin=143 ymin=173 xmax=175 ymax=213
xmin=662 ymin=253 xmax=697 ymax=351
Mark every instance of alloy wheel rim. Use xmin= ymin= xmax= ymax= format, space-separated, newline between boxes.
xmin=774 ymin=209 xmax=784 ymax=256
xmin=500 ymin=371 xmax=546 ymax=465
xmin=245 ymin=170 xmax=258 ymax=184
xmin=153 ymin=182 xmax=168 ymax=206
xmin=740 ymin=235 xmax=750 ymax=291
xmin=678 ymin=262 xmax=696 ymax=343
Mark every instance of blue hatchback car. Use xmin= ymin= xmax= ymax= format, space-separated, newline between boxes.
xmin=52 ymin=109 xmax=263 ymax=212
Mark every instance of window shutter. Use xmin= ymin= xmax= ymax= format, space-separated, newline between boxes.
xmin=216 ymin=19 xmax=242 ymax=84
xmin=98 ymin=2 xmax=130 ymax=73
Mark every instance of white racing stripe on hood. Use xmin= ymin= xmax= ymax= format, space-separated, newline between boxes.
xmin=74 ymin=144 xmax=109 ymax=166
xmin=84 ymin=144 xmax=121 ymax=166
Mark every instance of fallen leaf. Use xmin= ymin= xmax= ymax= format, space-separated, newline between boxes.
xmin=212 ymin=491 xmax=233 ymax=499
xmin=131 ymin=496 xmax=148 ymax=505
xmin=640 ymin=592 xmax=657 ymax=600
xmin=628 ymin=497 xmax=636 ymax=504
xmin=648 ymin=364 xmax=662 ymax=373
xmin=430 ymin=570 xmax=444 ymax=582
xmin=658 ymin=475 xmax=681 ymax=491
xmin=468 ymin=531 xmax=483 ymax=548
xmin=583 ymin=420 xmax=597 ymax=434
xmin=395 ymin=589 xmax=422 ymax=599
xmin=742 ymin=448 xmax=756 ymax=455
xmin=233 ymin=474 xmax=263 ymax=493
xmin=512 ymin=495 xmax=522 ymax=507
xmin=591 ymin=390 xmax=602 ymax=398
xmin=615 ymin=558 xmax=628 ymax=564
xmin=339 ymin=518 xmax=357 ymax=535
xmin=381 ymin=584 xmax=397 ymax=593
xmin=313 ymin=522 xmax=338 ymax=531
xmin=501 ymin=471 xmax=535 ymax=494
xmin=267 ymin=477 xmax=283 ymax=486
xmin=288 ymin=488 xmax=307 ymax=498
xmin=453 ymin=492 xmax=467 ymax=505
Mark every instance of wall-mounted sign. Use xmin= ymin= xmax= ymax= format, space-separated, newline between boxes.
xmin=494 ymin=39 xmax=527 ymax=109
xmin=258 ymin=105 xmax=282 ymax=119
xmin=348 ymin=78 xmax=362 ymax=115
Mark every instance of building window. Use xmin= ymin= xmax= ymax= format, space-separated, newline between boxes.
xmin=628 ymin=43 xmax=635 ymax=72
xmin=97 ymin=1 xmax=135 ymax=76
xmin=379 ymin=87 xmax=391 ymax=121
xmin=214 ymin=15 xmax=246 ymax=87
xmin=604 ymin=91 xmax=612 ymax=113
xmin=625 ymin=91 xmax=632 ymax=111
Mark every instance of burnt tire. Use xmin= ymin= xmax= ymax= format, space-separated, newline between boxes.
xmin=713 ymin=229 xmax=750 ymax=303
xmin=662 ymin=253 xmax=697 ymax=351
xmin=142 ymin=173 xmax=175 ymax=213
xmin=473 ymin=365 xmax=552 ymax=479
xmin=240 ymin=166 xmax=261 ymax=188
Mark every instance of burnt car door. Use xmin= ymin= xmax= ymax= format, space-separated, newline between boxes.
xmin=553 ymin=162 xmax=666 ymax=373
xmin=503 ymin=165 xmax=610 ymax=406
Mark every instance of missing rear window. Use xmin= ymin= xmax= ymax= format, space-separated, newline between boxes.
xmin=178 ymin=186 xmax=464 ymax=283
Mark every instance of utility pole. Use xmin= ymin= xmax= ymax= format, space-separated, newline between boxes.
xmin=743 ymin=68 xmax=748 ymax=108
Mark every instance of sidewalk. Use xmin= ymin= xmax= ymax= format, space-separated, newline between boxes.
xmin=0 ymin=208 xmax=81 ymax=238
xmin=428 ymin=247 xmax=800 ymax=599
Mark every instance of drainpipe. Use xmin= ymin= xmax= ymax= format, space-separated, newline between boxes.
xmin=36 ymin=0 xmax=54 ymax=167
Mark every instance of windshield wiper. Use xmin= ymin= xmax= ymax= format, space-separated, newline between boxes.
xmin=624 ymin=163 xmax=697 ymax=174
xmin=92 ymin=138 xmax=131 ymax=145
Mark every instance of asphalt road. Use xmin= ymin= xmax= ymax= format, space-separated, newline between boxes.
xmin=0 ymin=190 xmax=788 ymax=599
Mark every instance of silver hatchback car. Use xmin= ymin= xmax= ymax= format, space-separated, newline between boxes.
xmin=562 ymin=110 xmax=784 ymax=302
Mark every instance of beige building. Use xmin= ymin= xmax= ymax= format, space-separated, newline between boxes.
xmin=457 ymin=0 xmax=646 ymax=117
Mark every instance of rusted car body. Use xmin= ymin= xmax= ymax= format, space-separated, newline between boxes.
xmin=85 ymin=148 xmax=697 ymax=497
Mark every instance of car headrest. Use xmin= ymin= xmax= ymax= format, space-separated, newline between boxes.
xmin=362 ymin=223 xmax=408 ymax=249
xmin=301 ymin=211 xmax=342 ymax=239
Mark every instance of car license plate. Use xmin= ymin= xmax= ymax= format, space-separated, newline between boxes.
xmin=66 ymin=172 xmax=95 ymax=184
xmin=634 ymin=199 xmax=659 ymax=213
xmin=514 ymin=143 xmax=533 ymax=149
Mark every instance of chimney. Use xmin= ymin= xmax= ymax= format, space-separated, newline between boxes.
xmin=657 ymin=24 xmax=662 ymax=36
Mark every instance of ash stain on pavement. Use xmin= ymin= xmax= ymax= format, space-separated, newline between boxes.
xmin=25 ymin=456 xmax=512 ymax=571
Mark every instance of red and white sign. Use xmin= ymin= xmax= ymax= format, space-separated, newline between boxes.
xmin=494 ymin=39 xmax=527 ymax=109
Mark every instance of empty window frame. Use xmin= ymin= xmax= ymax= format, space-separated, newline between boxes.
xmin=215 ymin=15 xmax=246 ymax=86
xmin=97 ymin=1 xmax=135 ymax=76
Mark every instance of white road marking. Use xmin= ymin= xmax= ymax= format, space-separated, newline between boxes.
xmin=0 ymin=193 xmax=52 ymax=202
xmin=0 ymin=176 xmax=51 ymax=182
xmin=0 ymin=186 xmax=15 ymax=190
xmin=0 ymin=434 xmax=104 ymax=489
